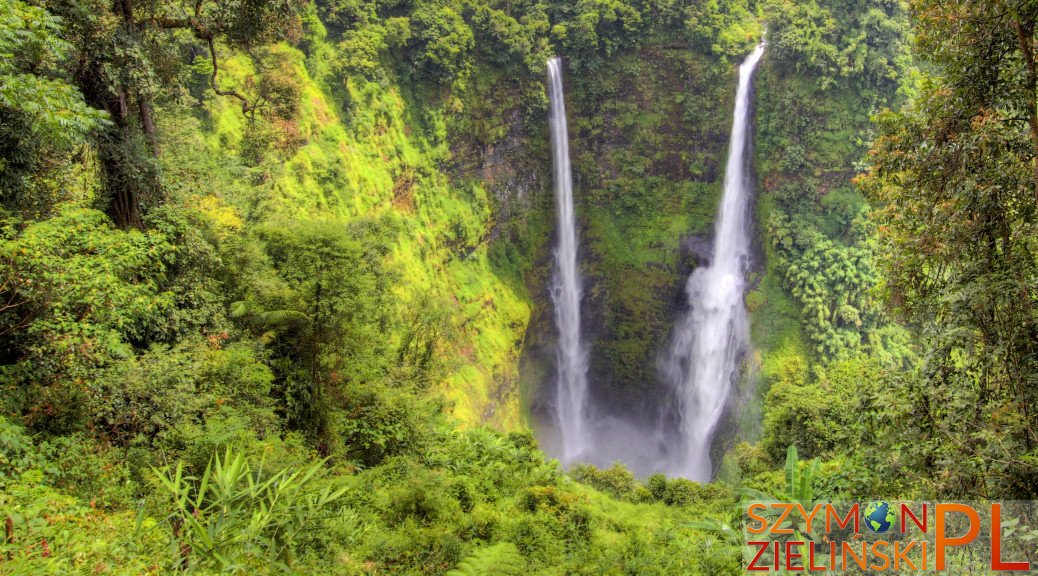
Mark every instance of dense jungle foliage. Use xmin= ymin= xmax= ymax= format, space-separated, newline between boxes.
xmin=1 ymin=0 xmax=1037 ymax=572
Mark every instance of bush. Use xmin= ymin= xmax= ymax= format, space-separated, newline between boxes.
xmin=0 ymin=208 xmax=176 ymax=433
xmin=406 ymin=4 xmax=474 ymax=84
xmin=570 ymin=462 xmax=637 ymax=500
xmin=0 ymin=415 xmax=54 ymax=480
xmin=761 ymin=356 xmax=869 ymax=463
xmin=662 ymin=478 xmax=701 ymax=507
xmin=45 ymin=435 xmax=138 ymax=509
xmin=90 ymin=342 xmax=209 ymax=451
xmin=385 ymin=467 xmax=459 ymax=525
xmin=646 ymin=474 xmax=668 ymax=501
xmin=337 ymin=381 xmax=437 ymax=467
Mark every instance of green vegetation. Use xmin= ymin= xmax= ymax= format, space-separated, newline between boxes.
xmin=749 ymin=0 xmax=914 ymax=469
xmin=860 ymin=0 xmax=1038 ymax=498
xmin=2 ymin=0 xmax=1038 ymax=571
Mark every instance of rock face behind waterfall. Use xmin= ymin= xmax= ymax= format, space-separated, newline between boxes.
xmin=526 ymin=46 xmax=759 ymax=476
xmin=566 ymin=51 xmax=739 ymax=418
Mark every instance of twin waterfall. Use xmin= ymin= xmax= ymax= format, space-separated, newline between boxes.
xmin=547 ymin=57 xmax=591 ymax=464
xmin=545 ymin=44 xmax=765 ymax=479
xmin=661 ymin=43 xmax=765 ymax=481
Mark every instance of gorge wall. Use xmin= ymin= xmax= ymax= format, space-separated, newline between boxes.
xmin=186 ymin=0 xmax=908 ymax=475
xmin=523 ymin=46 xmax=743 ymax=434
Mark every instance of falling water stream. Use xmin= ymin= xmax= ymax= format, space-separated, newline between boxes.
xmin=661 ymin=43 xmax=765 ymax=481
xmin=546 ymin=57 xmax=591 ymax=464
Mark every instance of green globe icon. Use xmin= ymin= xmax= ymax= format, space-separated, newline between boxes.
xmin=863 ymin=501 xmax=897 ymax=533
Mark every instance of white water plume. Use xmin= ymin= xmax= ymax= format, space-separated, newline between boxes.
xmin=547 ymin=57 xmax=591 ymax=464
xmin=661 ymin=43 xmax=765 ymax=481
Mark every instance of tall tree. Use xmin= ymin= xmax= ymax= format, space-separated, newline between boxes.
xmin=234 ymin=221 xmax=392 ymax=453
xmin=47 ymin=0 xmax=304 ymax=228
xmin=862 ymin=0 xmax=1038 ymax=497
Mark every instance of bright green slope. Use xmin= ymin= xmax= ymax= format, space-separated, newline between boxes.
xmin=200 ymin=26 xmax=536 ymax=429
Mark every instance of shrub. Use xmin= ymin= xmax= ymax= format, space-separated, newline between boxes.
xmin=337 ymin=381 xmax=437 ymax=467
xmin=645 ymin=473 xmax=668 ymax=501
xmin=570 ymin=462 xmax=637 ymax=500
xmin=662 ymin=478 xmax=701 ymax=507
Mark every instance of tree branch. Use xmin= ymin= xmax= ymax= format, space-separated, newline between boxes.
xmin=149 ymin=11 xmax=256 ymax=117
xmin=206 ymin=37 xmax=255 ymax=116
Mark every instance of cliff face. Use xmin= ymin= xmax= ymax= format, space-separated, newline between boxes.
xmin=190 ymin=10 xmax=767 ymax=433
xmin=445 ymin=75 xmax=553 ymax=427
xmin=522 ymin=47 xmax=740 ymax=435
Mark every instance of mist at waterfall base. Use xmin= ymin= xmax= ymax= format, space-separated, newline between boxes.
xmin=539 ymin=47 xmax=764 ymax=480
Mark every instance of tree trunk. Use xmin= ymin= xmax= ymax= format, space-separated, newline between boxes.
xmin=63 ymin=0 xmax=158 ymax=229
xmin=138 ymin=94 xmax=159 ymax=157
xmin=75 ymin=58 xmax=154 ymax=229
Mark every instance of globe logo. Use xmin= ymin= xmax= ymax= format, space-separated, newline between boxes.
xmin=863 ymin=501 xmax=897 ymax=534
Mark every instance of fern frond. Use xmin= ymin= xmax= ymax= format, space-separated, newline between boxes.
xmin=446 ymin=542 xmax=525 ymax=576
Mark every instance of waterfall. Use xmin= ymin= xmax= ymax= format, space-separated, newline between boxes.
xmin=547 ymin=57 xmax=590 ymax=464
xmin=662 ymin=44 xmax=765 ymax=481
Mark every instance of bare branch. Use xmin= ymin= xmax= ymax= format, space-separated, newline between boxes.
xmin=206 ymin=38 xmax=255 ymax=116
